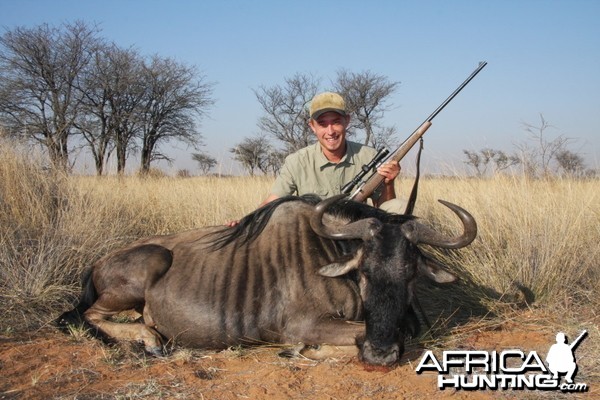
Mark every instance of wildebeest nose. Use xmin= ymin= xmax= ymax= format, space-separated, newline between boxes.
xmin=360 ymin=341 xmax=400 ymax=366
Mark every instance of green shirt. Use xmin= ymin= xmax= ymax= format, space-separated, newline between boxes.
xmin=270 ymin=141 xmax=380 ymax=200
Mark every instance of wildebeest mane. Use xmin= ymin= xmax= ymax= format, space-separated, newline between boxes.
xmin=331 ymin=197 xmax=415 ymax=225
xmin=206 ymin=195 xmax=319 ymax=250
xmin=207 ymin=194 xmax=415 ymax=251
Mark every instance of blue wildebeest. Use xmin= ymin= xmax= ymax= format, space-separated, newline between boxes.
xmin=59 ymin=194 xmax=476 ymax=366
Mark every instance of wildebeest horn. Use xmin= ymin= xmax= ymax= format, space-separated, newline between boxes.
xmin=310 ymin=194 xmax=382 ymax=240
xmin=400 ymin=200 xmax=477 ymax=249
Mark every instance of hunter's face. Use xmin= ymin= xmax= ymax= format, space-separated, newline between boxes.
xmin=309 ymin=111 xmax=350 ymax=161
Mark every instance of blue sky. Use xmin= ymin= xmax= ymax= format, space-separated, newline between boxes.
xmin=1 ymin=0 xmax=598 ymax=174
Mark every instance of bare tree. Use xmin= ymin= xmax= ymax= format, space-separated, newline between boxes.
xmin=78 ymin=49 xmax=215 ymax=175
xmin=334 ymin=69 xmax=400 ymax=147
xmin=369 ymin=125 xmax=400 ymax=152
xmin=230 ymin=135 xmax=275 ymax=176
xmin=254 ymin=73 xmax=320 ymax=152
xmin=76 ymin=44 xmax=112 ymax=175
xmin=138 ymin=56 xmax=215 ymax=174
xmin=463 ymin=148 xmax=520 ymax=176
xmin=555 ymin=150 xmax=586 ymax=177
xmin=264 ymin=150 xmax=285 ymax=176
xmin=77 ymin=43 xmax=143 ymax=175
xmin=463 ymin=114 xmax=585 ymax=178
xmin=491 ymin=150 xmax=520 ymax=173
xmin=463 ymin=149 xmax=485 ymax=176
xmin=516 ymin=114 xmax=573 ymax=178
xmin=106 ymin=47 xmax=146 ymax=174
xmin=192 ymin=151 xmax=217 ymax=175
xmin=254 ymin=71 xmax=400 ymax=153
xmin=0 ymin=21 xmax=100 ymax=170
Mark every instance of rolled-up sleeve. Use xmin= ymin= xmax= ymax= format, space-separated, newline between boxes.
xmin=270 ymin=156 xmax=297 ymax=197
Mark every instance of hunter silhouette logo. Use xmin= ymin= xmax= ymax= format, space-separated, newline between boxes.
xmin=415 ymin=329 xmax=589 ymax=392
xmin=546 ymin=330 xmax=587 ymax=384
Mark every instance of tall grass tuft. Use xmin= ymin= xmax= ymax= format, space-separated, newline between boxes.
xmin=0 ymin=144 xmax=78 ymax=330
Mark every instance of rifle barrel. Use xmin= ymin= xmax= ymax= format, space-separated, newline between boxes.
xmin=426 ymin=61 xmax=487 ymax=123
xmin=348 ymin=61 xmax=487 ymax=203
xmin=569 ymin=330 xmax=588 ymax=350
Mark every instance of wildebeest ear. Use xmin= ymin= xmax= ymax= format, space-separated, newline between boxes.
xmin=417 ymin=257 xmax=457 ymax=283
xmin=318 ymin=249 xmax=363 ymax=277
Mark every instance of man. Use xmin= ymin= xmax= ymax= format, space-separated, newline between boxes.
xmin=546 ymin=332 xmax=578 ymax=384
xmin=227 ymin=92 xmax=402 ymax=226
xmin=259 ymin=91 xmax=402 ymax=210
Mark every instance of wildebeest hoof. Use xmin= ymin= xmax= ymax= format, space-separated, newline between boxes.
xmin=144 ymin=345 xmax=165 ymax=357
xmin=301 ymin=344 xmax=358 ymax=360
xmin=277 ymin=349 xmax=296 ymax=358
xmin=278 ymin=343 xmax=308 ymax=358
xmin=277 ymin=345 xmax=304 ymax=358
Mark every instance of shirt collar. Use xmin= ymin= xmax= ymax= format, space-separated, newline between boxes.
xmin=316 ymin=141 xmax=357 ymax=169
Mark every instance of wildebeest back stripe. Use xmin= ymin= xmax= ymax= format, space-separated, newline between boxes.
xmin=294 ymin=221 xmax=310 ymax=302
xmin=231 ymin=243 xmax=251 ymax=340
xmin=241 ymin=242 xmax=260 ymax=341
xmin=216 ymin=244 xmax=234 ymax=344
xmin=259 ymin=234 xmax=280 ymax=342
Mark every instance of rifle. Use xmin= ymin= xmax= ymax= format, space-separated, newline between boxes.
xmin=341 ymin=147 xmax=390 ymax=194
xmin=347 ymin=62 xmax=488 ymax=203
xmin=569 ymin=330 xmax=588 ymax=351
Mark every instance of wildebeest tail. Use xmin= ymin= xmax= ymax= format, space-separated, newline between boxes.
xmin=55 ymin=266 xmax=97 ymax=331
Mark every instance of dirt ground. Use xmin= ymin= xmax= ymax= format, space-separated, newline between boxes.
xmin=2 ymin=313 xmax=593 ymax=400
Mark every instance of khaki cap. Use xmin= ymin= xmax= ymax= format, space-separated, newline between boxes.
xmin=309 ymin=92 xmax=347 ymax=120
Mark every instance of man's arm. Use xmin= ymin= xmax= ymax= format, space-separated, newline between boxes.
xmin=226 ymin=194 xmax=281 ymax=227
xmin=226 ymin=158 xmax=295 ymax=227
xmin=372 ymin=160 xmax=400 ymax=208
xmin=259 ymin=194 xmax=280 ymax=208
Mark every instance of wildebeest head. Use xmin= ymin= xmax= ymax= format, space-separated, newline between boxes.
xmin=310 ymin=194 xmax=477 ymax=366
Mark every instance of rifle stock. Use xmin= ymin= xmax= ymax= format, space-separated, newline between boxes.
xmin=348 ymin=62 xmax=487 ymax=203
xmin=350 ymin=121 xmax=431 ymax=202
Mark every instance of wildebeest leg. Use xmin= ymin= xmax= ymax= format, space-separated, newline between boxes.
xmin=282 ymin=318 xmax=364 ymax=345
xmin=85 ymin=304 xmax=164 ymax=355
xmin=295 ymin=319 xmax=365 ymax=344
xmin=280 ymin=343 xmax=359 ymax=360
xmin=279 ymin=319 xmax=364 ymax=360
xmin=83 ymin=244 xmax=173 ymax=355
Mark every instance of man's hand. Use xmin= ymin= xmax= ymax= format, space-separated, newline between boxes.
xmin=225 ymin=195 xmax=279 ymax=227
xmin=377 ymin=160 xmax=401 ymax=183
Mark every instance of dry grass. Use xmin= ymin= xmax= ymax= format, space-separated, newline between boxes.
xmin=0 ymin=140 xmax=598 ymax=383
xmin=412 ymin=175 xmax=599 ymax=309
